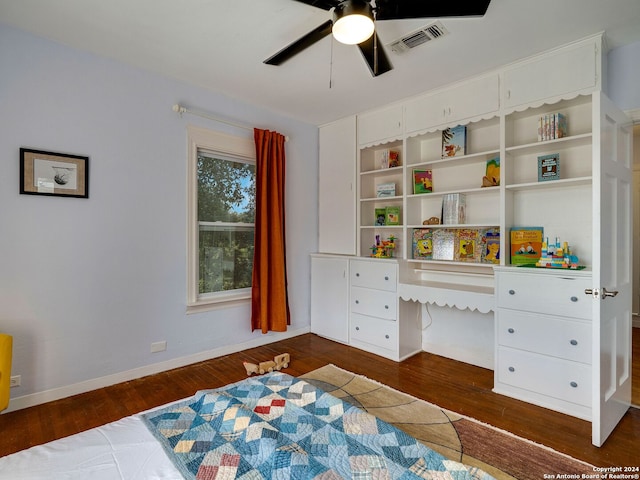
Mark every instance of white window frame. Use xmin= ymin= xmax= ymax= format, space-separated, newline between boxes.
xmin=186 ymin=125 xmax=256 ymax=313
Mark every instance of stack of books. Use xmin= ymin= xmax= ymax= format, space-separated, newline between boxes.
xmin=441 ymin=193 xmax=466 ymax=225
xmin=538 ymin=113 xmax=567 ymax=141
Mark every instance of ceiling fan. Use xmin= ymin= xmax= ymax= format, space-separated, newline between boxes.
xmin=264 ymin=0 xmax=492 ymax=77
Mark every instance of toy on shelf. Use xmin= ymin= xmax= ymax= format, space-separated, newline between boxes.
xmin=371 ymin=234 xmax=396 ymax=258
xmin=535 ymin=237 xmax=581 ymax=269
xmin=243 ymin=353 xmax=290 ymax=376
xmin=423 ymin=216 xmax=440 ymax=225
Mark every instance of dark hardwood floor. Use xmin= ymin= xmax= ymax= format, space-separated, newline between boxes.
xmin=0 ymin=332 xmax=638 ymax=469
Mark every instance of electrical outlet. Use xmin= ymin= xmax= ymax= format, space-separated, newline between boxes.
xmin=150 ymin=341 xmax=167 ymax=353
xmin=10 ymin=375 xmax=21 ymax=387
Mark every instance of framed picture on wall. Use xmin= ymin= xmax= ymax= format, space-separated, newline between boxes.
xmin=20 ymin=148 xmax=89 ymax=198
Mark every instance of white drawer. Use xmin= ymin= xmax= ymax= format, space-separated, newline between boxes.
xmin=350 ymin=313 xmax=398 ymax=351
xmin=497 ymin=347 xmax=591 ymax=407
xmin=496 ymin=309 xmax=591 ymax=364
xmin=351 ymin=286 xmax=397 ymax=320
xmin=496 ymin=270 xmax=591 ymax=319
xmin=350 ymin=260 xmax=397 ymax=292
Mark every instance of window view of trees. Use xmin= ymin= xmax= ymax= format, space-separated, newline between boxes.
xmin=197 ymin=152 xmax=255 ymax=295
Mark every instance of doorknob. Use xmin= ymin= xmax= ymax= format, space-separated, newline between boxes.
xmin=585 ymin=288 xmax=618 ymax=299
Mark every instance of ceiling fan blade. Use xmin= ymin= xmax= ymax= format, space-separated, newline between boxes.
xmin=290 ymin=0 xmax=341 ymax=10
xmin=375 ymin=0 xmax=491 ymax=20
xmin=357 ymin=31 xmax=392 ymax=77
xmin=264 ymin=19 xmax=333 ymax=65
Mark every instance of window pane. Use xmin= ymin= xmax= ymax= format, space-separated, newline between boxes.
xmin=197 ymin=154 xmax=255 ymax=223
xmin=199 ymin=224 xmax=254 ymax=294
xmin=197 ymin=152 xmax=255 ymax=297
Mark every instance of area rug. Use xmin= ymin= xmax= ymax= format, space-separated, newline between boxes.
xmin=301 ymin=364 xmax=596 ymax=480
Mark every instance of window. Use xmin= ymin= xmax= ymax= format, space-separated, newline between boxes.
xmin=187 ymin=126 xmax=256 ymax=312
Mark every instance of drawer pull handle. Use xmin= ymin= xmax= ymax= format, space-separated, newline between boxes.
xmin=356 ymin=273 xmax=360 ymax=277
xmin=355 ymin=300 xmax=359 ymax=304
xmin=384 ymin=276 xmax=389 ymax=281
xmin=570 ymin=381 xmax=578 ymax=388
xmin=384 ymin=305 xmax=389 ymax=309
xmin=385 ymin=335 xmax=390 ymax=339
xmin=508 ymin=367 xmax=515 ymax=372
xmin=570 ymin=296 xmax=578 ymax=302
xmin=508 ymin=289 xmax=515 ymax=295
xmin=508 ymin=328 xmax=515 ymax=334
xmin=570 ymin=339 xmax=578 ymax=346
xmin=355 ymin=326 xmax=360 ymax=331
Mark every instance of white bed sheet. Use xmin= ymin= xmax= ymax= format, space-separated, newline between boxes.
xmin=0 ymin=415 xmax=182 ymax=479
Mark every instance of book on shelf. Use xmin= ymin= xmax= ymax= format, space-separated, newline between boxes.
xmin=481 ymin=227 xmax=500 ymax=264
xmin=376 ymin=182 xmax=396 ymax=197
xmin=538 ymin=153 xmax=560 ymax=181
xmin=385 ymin=206 xmax=400 ymax=225
xmin=441 ymin=193 xmax=466 ymax=225
xmin=413 ymin=169 xmax=433 ymax=194
xmin=432 ymin=229 xmax=456 ymax=261
xmin=442 ymin=125 xmax=466 ymax=158
xmin=455 ymin=228 xmax=481 ymax=262
xmin=482 ymin=157 xmax=500 ymax=187
xmin=380 ymin=149 xmax=401 ymax=169
xmin=375 ymin=208 xmax=386 ymax=226
xmin=510 ymin=227 xmax=544 ymax=265
xmin=412 ymin=228 xmax=433 ymax=259
xmin=538 ymin=113 xmax=568 ymax=141
xmin=415 ymin=226 xmax=500 ymax=264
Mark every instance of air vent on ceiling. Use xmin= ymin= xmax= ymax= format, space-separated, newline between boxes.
xmin=387 ymin=21 xmax=449 ymax=54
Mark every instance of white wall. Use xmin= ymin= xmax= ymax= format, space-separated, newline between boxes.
xmin=608 ymin=40 xmax=640 ymax=111
xmin=0 ymin=24 xmax=318 ymax=411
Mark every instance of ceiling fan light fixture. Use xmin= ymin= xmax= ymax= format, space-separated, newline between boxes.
xmin=332 ymin=0 xmax=375 ymax=45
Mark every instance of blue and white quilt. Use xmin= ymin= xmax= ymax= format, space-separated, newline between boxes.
xmin=142 ymin=372 xmax=494 ymax=479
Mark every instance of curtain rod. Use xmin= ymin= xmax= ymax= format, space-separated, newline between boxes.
xmin=172 ymin=104 xmax=289 ymax=142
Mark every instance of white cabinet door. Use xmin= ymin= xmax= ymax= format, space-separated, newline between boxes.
xmin=319 ymin=116 xmax=356 ymax=255
xmin=357 ymin=104 xmax=403 ymax=146
xmin=310 ymin=255 xmax=350 ymax=343
xmin=590 ymin=93 xmax=633 ymax=447
xmin=504 ymin=40 xmax=598 ymax=109
xmin=404 ymin=74 xmax=499 ymax=133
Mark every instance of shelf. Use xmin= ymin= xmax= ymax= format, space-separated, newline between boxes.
xmin=360 ymin=225 xmax=403 ymax=230
xmin=506 ymin=133 xmax=592 ymax=155
xmin=361 ymin=195 xmax=402 ymax=203
xmin=407 ymin=186 xmax=499 ymax=198
xmin=360 ymin=165 xmax=403 ymax=176
xmin=406 ymin=259 xmax=497 ymax=269
xmin=506 ymin=176 xmax=592 ymax=191
xmin=409 ymin=148 xmax=501 ymax=169
xmin=407 ymin=223 xmax=499 ymax=229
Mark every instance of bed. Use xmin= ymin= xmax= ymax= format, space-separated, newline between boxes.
xmin=0 ymin=372 xmax=494 ymax=479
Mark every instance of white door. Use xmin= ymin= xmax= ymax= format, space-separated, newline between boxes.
xmin=318 ymin=117 xmax=357 ymax=255
xmin=310 ymin=255 xmax=349 ymax=343
xmin=590 ymin=93 xmax=633 ymax=447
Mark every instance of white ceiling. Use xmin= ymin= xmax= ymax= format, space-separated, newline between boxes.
xmin=1 ymin=0 xmax=640 ymax=126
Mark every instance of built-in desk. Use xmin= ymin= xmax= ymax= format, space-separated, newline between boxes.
xmin=397 ymin=263 xmax=496 ymax=368
xmin=398 ymin=281 xmax=494 ymax=314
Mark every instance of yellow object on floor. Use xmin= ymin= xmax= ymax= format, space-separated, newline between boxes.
xmin=0 ymin=333 xmax=13 ymax=412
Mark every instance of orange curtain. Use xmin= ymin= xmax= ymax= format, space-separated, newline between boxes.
xmin=251 ymin=128 xmax=290 ymax=333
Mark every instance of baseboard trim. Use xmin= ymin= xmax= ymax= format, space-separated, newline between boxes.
xmin=5 ymin=327 xmax=309 ymax=413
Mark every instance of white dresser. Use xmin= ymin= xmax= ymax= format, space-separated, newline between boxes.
xmin=349 ymin=258 xmax=421 ymax=361
xmin=493 ymin=267 xmax=593 ymax=420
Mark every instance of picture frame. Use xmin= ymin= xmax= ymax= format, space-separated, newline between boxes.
xmin=20 ymin=148 xmax=89 ymax=198
xmin=537 ymin=153 xmax=560 ymax=182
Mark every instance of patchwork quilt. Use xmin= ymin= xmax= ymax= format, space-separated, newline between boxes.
xmin=142 ymin=372 xmax=494 ymax=480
